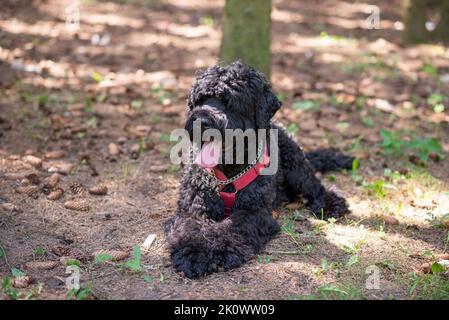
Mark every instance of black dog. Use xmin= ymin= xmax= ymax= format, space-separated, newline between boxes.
xmin=165 ymin=61 xmax=353 ymax=278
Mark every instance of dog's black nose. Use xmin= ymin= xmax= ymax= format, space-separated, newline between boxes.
xmin=193 ymin=116 xmax=212 ymax=130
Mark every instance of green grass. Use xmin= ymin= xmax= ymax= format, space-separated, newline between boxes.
xmin=2 ymin=277 xmax=21 ymax=300
xmin=91 ymin=71 xmax=103 ymax=83
xmin=289 ymin=284 xmax=364 ymax=300
xmin=287 ymin=123 xmax=299 ymax=135
xmin=291 ymin=100 xmax=317 ymax=111
xmin=408 ymin=273 xmax=449 ymax=299
xmin=151 ymin=84 xmax=173 ymax=105
xmin=420 ymin=62 xmax=438 ymax=77
xmin=131 ymin=100 xmax=143 ymax=109
xmin=365 ymin=179 xmax=388 ymax=199
xmin=200 ymin=15 xmax=214 ymax=27
xmin=379 ymin=129 xmax=443 ymax=162
xmin=361 ymin=116 xmax=374 ymax=128
xmin=67 ymin=281 xmax=93 ymax=300
xmin=34 ymin=246 xmax=45 ymax=256
xmin=276 ymin=92 xmax=287 ymax=102
xmin=281 ymin=218 xmax=301 ymax=247
xmin=257 ymin=255 xmax=272 ymax=264
xmin=123 ymin=246 xmax=142 ymax=272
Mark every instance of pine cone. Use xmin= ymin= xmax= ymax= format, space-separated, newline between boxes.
xmin=42 ymin=173 xmax=61 ymax=194
xmin=12 ymin=276 xmax=31 ymax=288
xmin=438 ymin=253 xmax=449 ymax=260
xmin=88 ymin=184 xmax=108 ymax=195
xmin=70 ymin=182 xmax=85 ymax=195
xmin=93 ymin=249 xmax=129 ymax=261
xmin=47 ymin=188 xmax=64 ymax=201
xmin=44 ymin=150 xmax=66 ymax=160
xmin=25 ymin=173 xmax=40 ymax=185
xmin=23 ymin=155 xmax=42 ymax=168
xmin=420 ymin=262 xmax=432 ymax=274
xmin=25 ymin=260 xmax=58 ymax=270
xmin=442 ymin=219 xmax=449 ymax=230
xmin=15 ymin=185 xmax=39 ymax=196
xmin=51 ymin=245 xmax=72 ymax=257
xmin=45 ymin=173 xmax=60 ymax=188
xmin=64 ymin=200 xmax=90 ymax=211
xmin=20 ymin=179 xmax=30 ymax=186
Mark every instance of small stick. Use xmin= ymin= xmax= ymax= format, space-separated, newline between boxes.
xmin=0 ymin=243 xmax=12 ymax=269
xmin=264 ymin=250 xmax=301 ymax=255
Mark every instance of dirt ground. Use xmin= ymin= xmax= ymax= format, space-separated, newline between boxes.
xmin=1 ymin=0 xmax=449 ymax=300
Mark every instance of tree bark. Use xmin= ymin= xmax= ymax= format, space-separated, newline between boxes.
xmin=403 ymin=0 xmax=449 ymax=44
xmin=434 ymin=1 xmax=449 ymax=43
xmin=402 ymin=0 xmax=429 ymax=44
xmin=220 ymin=0 xmax=271 ymax=78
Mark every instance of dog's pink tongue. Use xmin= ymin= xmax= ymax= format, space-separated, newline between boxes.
xmin=195 ymin=141 xmax=221 ymax=168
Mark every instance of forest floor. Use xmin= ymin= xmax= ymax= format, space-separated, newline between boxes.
xmin=1 ymin=0 xmax=449 ymax=300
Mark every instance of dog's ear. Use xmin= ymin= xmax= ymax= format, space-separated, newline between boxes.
xmin=255 ymin=89 xmax=282 ymax=129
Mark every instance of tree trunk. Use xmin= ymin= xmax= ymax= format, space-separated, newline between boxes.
xmin=434 ymin=1 xmax=449 ymax=43
xmin=220 ymin=0 xmax=271 ymax=78
xmin=402 ymin=0 xmax=429 ymax=44
xmin=403 ymin=0 xmax=449 ymax=44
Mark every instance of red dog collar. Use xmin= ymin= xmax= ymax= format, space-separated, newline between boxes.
xmin=212 ymin=147 xmax=269 ymax=217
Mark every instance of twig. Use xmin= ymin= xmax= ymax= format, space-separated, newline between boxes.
xmin=0 ymin=242 xmax=12 ymax=269
xmin=264 ymin=250 xmax=301 ymax=256
xmin=90 ymin=269 xmax=120 ymax=280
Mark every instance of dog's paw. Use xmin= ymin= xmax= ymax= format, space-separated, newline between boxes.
xmin=222 ymin=252 xmax=244 ymax=271
xmin=171 ymin=248 xmax=219 ymax=279
xmin=308 ymin=191 xmax=350 ymax=219
xmin=322 ymin=191 xmax=350 ymax=218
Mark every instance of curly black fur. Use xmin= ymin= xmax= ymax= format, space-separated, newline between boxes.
xmin=165 ymin=61 xmax=354 ymax=278
xmin=306 ymin=149 xmax=354 ymax=172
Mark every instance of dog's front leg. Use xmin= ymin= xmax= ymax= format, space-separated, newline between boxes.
xmin=279 ymin=133 xmax=350 ymax=218
xmin=166 ymin=208 xmax=279 ymax=278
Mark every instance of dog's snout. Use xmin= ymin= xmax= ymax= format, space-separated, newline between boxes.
xmin=199 ymin=117 xmax=212 ymax=130
xmin=191 ymin=114 xmax=212 ymax=129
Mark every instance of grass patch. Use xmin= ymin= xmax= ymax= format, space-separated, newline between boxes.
xmin=291 ymin=100 xmax=317 ymax=111
xmin=408 ymin=273 xmax=449 ymax=299
xmin=380 ymin=129 xmax=443 ymax=163
xmin=290 ymin=284 xmax=364 ymax=300
xmin=67 ymin=281 xmax=94 ymax=300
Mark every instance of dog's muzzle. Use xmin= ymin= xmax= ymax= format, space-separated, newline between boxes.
xmin=185 ymin=100 xmax=228 ymax=141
